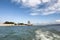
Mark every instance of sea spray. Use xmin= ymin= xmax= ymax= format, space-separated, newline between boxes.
xmin=35 ymin=29 xmax=60 ymax=40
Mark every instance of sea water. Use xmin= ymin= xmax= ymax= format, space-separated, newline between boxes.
xmin=0 ymin=25 xmax=60 ymax=40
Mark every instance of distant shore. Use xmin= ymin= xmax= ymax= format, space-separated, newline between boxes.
xmin=0 ymin=24 xmax=32 ymax=26
xmin=0 ymin=24 xmax=15 ymax=26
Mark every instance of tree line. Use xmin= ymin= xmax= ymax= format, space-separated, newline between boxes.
xmin=4 ymin=21 xmax=26 ymax=25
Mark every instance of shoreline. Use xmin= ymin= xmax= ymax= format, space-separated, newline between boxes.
xmin=0 ymin=24 xmax=32 ymax=26
xmin=0 ymin=24 xmax=15 ymax=26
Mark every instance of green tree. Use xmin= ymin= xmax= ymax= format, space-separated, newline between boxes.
xmin=4 ymin=21 xmax=15 ymax=24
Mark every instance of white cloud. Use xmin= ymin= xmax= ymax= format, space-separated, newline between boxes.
xmin=30 ymin=13 xmax=39 ymax=16
xmin=26 ymin=0 xmax=41 ymax=7
xmin=11 ymin=0 xmax=60 ymax=15
xmin=30 ymin=0 xmax=60 ymax=16
xmin=42 ymin=0 xmax=50 ymax=3
xmin=12 ymin=0 xmax=41 ymax=7
xmin=56 ymin=20 xmax=60 ymax=22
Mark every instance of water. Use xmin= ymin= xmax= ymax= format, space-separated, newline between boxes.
xmin=0 ymin=25 xmax=60 ymax=40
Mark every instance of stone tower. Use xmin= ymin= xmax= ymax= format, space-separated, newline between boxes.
xmin=27 ymin=21 xmax=32 ymax=26
xmin=28 ymin=21 xmax=30 ymax=24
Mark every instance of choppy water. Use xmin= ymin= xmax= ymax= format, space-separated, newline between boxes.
xmin=0 ymin=25 xmax=60 ymax=40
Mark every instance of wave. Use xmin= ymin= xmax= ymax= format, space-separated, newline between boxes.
xmin=34 ymin=29 xmax=60 ymax=40
xmin=0 ymin=26 xmax=60 ymax=40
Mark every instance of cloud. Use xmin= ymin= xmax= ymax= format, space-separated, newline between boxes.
xmin=56 ymin=20 xmax=60 ymax=22
xmin=12 ymin=0 xmax=41 ymax=7
xmin=11 ymin=0 xmax=60 ymax=15
xmin=55 ymin=20 xmax=60 ymax=24
xmin=24 ymin=0 xmax=41 ymax=7
xmin=30 ymin=13 xmax=40 ymax=16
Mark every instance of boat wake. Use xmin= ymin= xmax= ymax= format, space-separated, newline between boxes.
xmin=34 ymin=29 xmax=60 ymax=40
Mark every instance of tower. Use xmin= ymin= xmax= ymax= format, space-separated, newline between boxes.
xmin=27 ymin=21 xmax=32 ymax=26
xmin=28 ymin=21 xmax=30 ymax=24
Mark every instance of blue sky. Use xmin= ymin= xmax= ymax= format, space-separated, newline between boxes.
xmin=0 ymin=0 xmax=60 ymax=24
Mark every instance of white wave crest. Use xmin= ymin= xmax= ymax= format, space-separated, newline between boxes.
xmin=34 ymin=29 xmax=60 ymax=40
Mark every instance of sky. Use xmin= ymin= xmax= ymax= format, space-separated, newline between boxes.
xmin=0 ymin=0 xmax=60 ymax=24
